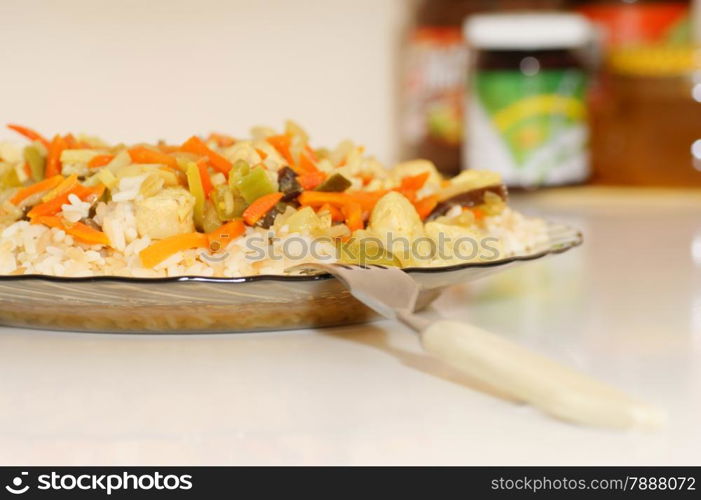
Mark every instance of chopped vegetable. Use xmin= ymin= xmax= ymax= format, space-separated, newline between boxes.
xmin=9 ymin=175 xmax=63 ymax=206
xmin=414 ymin=195 xmax=439 ymax=220
xmin=197 ymin=159 xmax=213 ymax=199
xmin=45 ymin=135 xmax=68 ymax=177
xmin=185 ymin=161 xmax=206 ymax=229
xmin=236 ymin=166 xmax=276 ymax=204
xmin=400 ymin=171 xmax=430 ymax=191
xmin=180 ymin=136 xmax=232 ymax=175
xmin=318 ymin=203 xmax=344 ymax=222
xmin=32 ymin=215 xmax=110 ymax=246
xmin=7 ymin=124 xmax=50 ymax=149
xmin=341 ymin=202 xmax=363 ymax=232
xmin=202 ymin=200 xmax=222 ymax=233
xmin=88 ymin=154 xmax=114 ymax=168
xmin=207 ymin=219 xmax=245 ymax=252
xmin=277 ymin=166 xmax=302 ymax=202
xmin=266 ymin=134 xmax=294 ymax=166
xmin=42 ymin=174 xmax=78 ymax=202
xmin=139 ymin=232 xmax=209 ymax=268
xmin=128 ymin=146 xmax=178 ymax=168
xmin=242 ymin=192 xmax=284 ymax=226
xmin=315 ymin=173 xmax=351 ymax=192
xmin=28 ymin=184 xmax=104 ymax=219
xmin=211 ymin=184 xmax=246 ymax=220
xmin=23 ymin=145 xmax=46 ymax=181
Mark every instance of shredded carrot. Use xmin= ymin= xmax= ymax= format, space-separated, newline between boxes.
xmin=358 ymin=172 xmax=374 ymax=186
xmin=32 ymin=215 xmax=110 ymax=246
xmin=266 ymin=135 xmax=294 ymax=166
xmin=23 ymin=162 xmax=31 ymax=178
xmin=471 ymin=208 xmax=485 ymax=220
xmin=64 ymin=134 xmax=77 ymax=149
xmin=10 ymin=175 xmax=63 ymax=205
xmin=318 ymin=203 xmax=344 ymax=222
xmin=139 ymin=232 xmax=209 ymax=269
xmin=207 ymin=219 xmax=245 ymax=251
xmin=196 ymin=159 xmax=214 ymax=198
xmin=297 ymin=170 xmax=326 ymax=190
xmin=413 ymin=195 xmax=439 ymax=220
xmin=298 ymin=190 xmax=386 ymax=213
xmin=180 ymin=136 xmax=232 ymax=175
xmin=242 ymin=192 xmax=284 ymax=226
xmin=400 ymin=172 xmax=430 ymax=191
xmin=255 ymin=148 xmax=268 ymax=160
xmin=88 ymin=154 xmax=114 ymax=168
xmin=7 ymin=124 xmax=50 ymax=149
xmin=304 ymin=144 xmax=318 ymax=162
xmin=28 ymin=184 xmax=104 ymax=219
xmin=297 ymin=149 xmax=320 ymax=174
xmin=297 ymin=191 xmax=348 ymax=207
xmin=128 ymin=146 xmax=178 ymax=168
xmin=42 ymin=173 xmax=78 ymax=202
xmin=45 ymin=135 xmax=68 ymax=177
xmin=342 ymin=202 xmax=363 ymax=232
xmin=207 ymin=133 xmax=236 ymax=148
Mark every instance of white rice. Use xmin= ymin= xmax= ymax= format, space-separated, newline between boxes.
xmin=0 ymin=206 xmax=547 ymax=278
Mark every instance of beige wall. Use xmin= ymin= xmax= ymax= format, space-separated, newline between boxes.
xmin=0 ymin=0 xmax=406 ymax=164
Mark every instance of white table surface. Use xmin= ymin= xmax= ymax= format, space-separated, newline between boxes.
xmin=1 ymin=187 xmax=699 ymax=465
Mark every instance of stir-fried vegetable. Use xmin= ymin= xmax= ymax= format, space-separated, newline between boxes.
xmin=32 ymin=215 xmax=110 ymax=246
xmin=7 ymin=124 xmax=50 ymax=149
xmin=235 ymin=166 xmax=276 ymax=204
xmin=242 ymin=192 xmax=284 ymax=226
xmin=1 ymin=121 xmax=510 ymax=272
xmin=23 ymin=145 xmax=45 ymax=181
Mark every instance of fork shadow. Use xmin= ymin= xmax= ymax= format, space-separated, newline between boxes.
xmin=321 ymin=322 xmax=522 ymax=404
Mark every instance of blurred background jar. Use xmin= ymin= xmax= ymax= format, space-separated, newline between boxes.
xmin=573 ymin=0 xmax=701 ymax=187
xmin=399 ymin=0 xmax=567 ymax=177
xmin=463 ymin=13 xmax=594 ymax=188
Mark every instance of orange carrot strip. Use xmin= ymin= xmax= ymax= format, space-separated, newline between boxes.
xmin=7 ymin=124 xmax=50 ymax=149
xmin=471 ymin=208 xmax=485 ymax=220
xmin=255 ymin=148 xmax=268 ymax=160
xmin=242 ymin=192 xmax=284 ymax=226
xmin=88 ymin=154 xmax=115 ymax=168
xmin=42 ymin=173 xmax=78 ymax=202
xmin=297 ymin=149 xmax=320 ymax=174
xmin=196 ymin=159 xmax=214 ymax=199
xmin=10 ymin=175 xmax=63 ymax=205
xmin=45 ymin=135 xmax=68 ymax=177
xmin=318 ymin=203 xmax=344 ymax=222
xmin=28 ymin=184 xmax=103 ymax=219
xmin=297 ymin=191 xmax=349 ymax=207
xmin=414 ymin=195 xmax=438 ymax=220
xmin=400 ymin=171 xmax=430 ymax=191
xmin=342 ymin=202 xmax=363 ymax=232
xmin=128 ymin=146 xmax=178 ymax=168
xmin=32 ymin=215 xmax=110 ymax=246
xmin=180 ymin=136 xmax=232 ymax=175
xmin=297 ymin=170 xmax=326 ymax=190
xmin=139 ymin=232 xmax=209 ymax=269
xmin=266 ymin=135 xmax=294 ymax=166
xmin=23 ymin=162 xmax=32 ymax=178
xmin=207 ymin=219 xmax=245 ymax=251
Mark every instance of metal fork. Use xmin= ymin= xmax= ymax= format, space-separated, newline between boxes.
xmin=292 ymin=262 xmax=664 ymax=430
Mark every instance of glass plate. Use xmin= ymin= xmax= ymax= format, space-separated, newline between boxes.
xmin=0 ymin=221 xmax=581 ymax=333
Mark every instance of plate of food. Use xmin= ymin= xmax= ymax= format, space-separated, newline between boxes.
xmin=0 ymin=122 xmax=581 ymax=332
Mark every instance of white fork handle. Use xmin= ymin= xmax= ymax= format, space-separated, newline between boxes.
xmin=420 ymin=320 xmax=665 ymax=430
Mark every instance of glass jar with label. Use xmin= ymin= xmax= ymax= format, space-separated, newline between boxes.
xmin=463 ymin=13 xmax=593 ymax=188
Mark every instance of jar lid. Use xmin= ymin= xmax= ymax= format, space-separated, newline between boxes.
xmin=464 ymin=13 xmax=592 ymax=50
